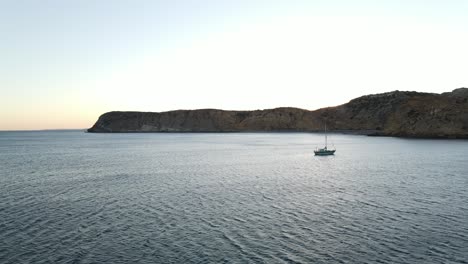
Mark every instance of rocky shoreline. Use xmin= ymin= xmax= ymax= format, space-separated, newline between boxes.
xmin=88 ymin=88 xmax=468 ymax=139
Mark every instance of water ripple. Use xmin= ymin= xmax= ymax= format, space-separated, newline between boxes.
xmin=1 ymin=131 xmax=468 ymax=263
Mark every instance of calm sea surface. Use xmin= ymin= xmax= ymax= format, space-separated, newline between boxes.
xmin=1 ymin=131 xmax=467 ymax=263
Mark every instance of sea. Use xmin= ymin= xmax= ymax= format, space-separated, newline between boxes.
xmin=1 ymin=130 xmax=467 ymax=264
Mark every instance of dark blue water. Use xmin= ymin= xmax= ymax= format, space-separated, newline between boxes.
xmin=1 ymin=131 xmax=467 ymax=263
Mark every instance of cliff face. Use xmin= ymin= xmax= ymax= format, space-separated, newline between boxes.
xmin=88 ymin=88 xmax=468 ymax=138
xmin=88 ymin=108 xmax=323 ymax=132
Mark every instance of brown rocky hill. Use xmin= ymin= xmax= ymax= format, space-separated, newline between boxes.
xmin=88 ymin=88 xmax=468 ymax=138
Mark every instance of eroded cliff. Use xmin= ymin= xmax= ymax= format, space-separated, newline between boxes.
xmin=88 ymin=88 xmax=468 ymax=138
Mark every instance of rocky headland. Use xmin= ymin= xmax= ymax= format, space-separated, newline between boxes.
xmin=88 ymin=88 xmax=468 ymax=138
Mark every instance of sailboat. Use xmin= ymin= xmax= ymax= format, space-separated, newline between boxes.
xmin=314 ymin=123 xmax=336 ymax=156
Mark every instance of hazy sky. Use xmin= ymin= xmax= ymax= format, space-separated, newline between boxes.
xmin=1 ymin=0 xmax=467 ymax=130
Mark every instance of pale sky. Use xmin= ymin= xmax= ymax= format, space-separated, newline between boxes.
xmin=1 ymin=0 xmax=467 ymax=130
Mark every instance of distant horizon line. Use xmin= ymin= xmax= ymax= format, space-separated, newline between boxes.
xmin=0 ymin=128 xmax=87 ymax=132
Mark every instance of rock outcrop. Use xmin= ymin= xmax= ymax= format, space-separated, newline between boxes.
xmin=88 ymin=88 xmax=468 ymax=138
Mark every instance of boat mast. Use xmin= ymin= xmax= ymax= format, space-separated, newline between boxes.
xmin=325 ymin=123 xmax=327 ymax=148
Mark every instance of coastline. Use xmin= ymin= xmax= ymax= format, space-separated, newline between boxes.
xmin=87 ymin=89 xmax=468 ymax=139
